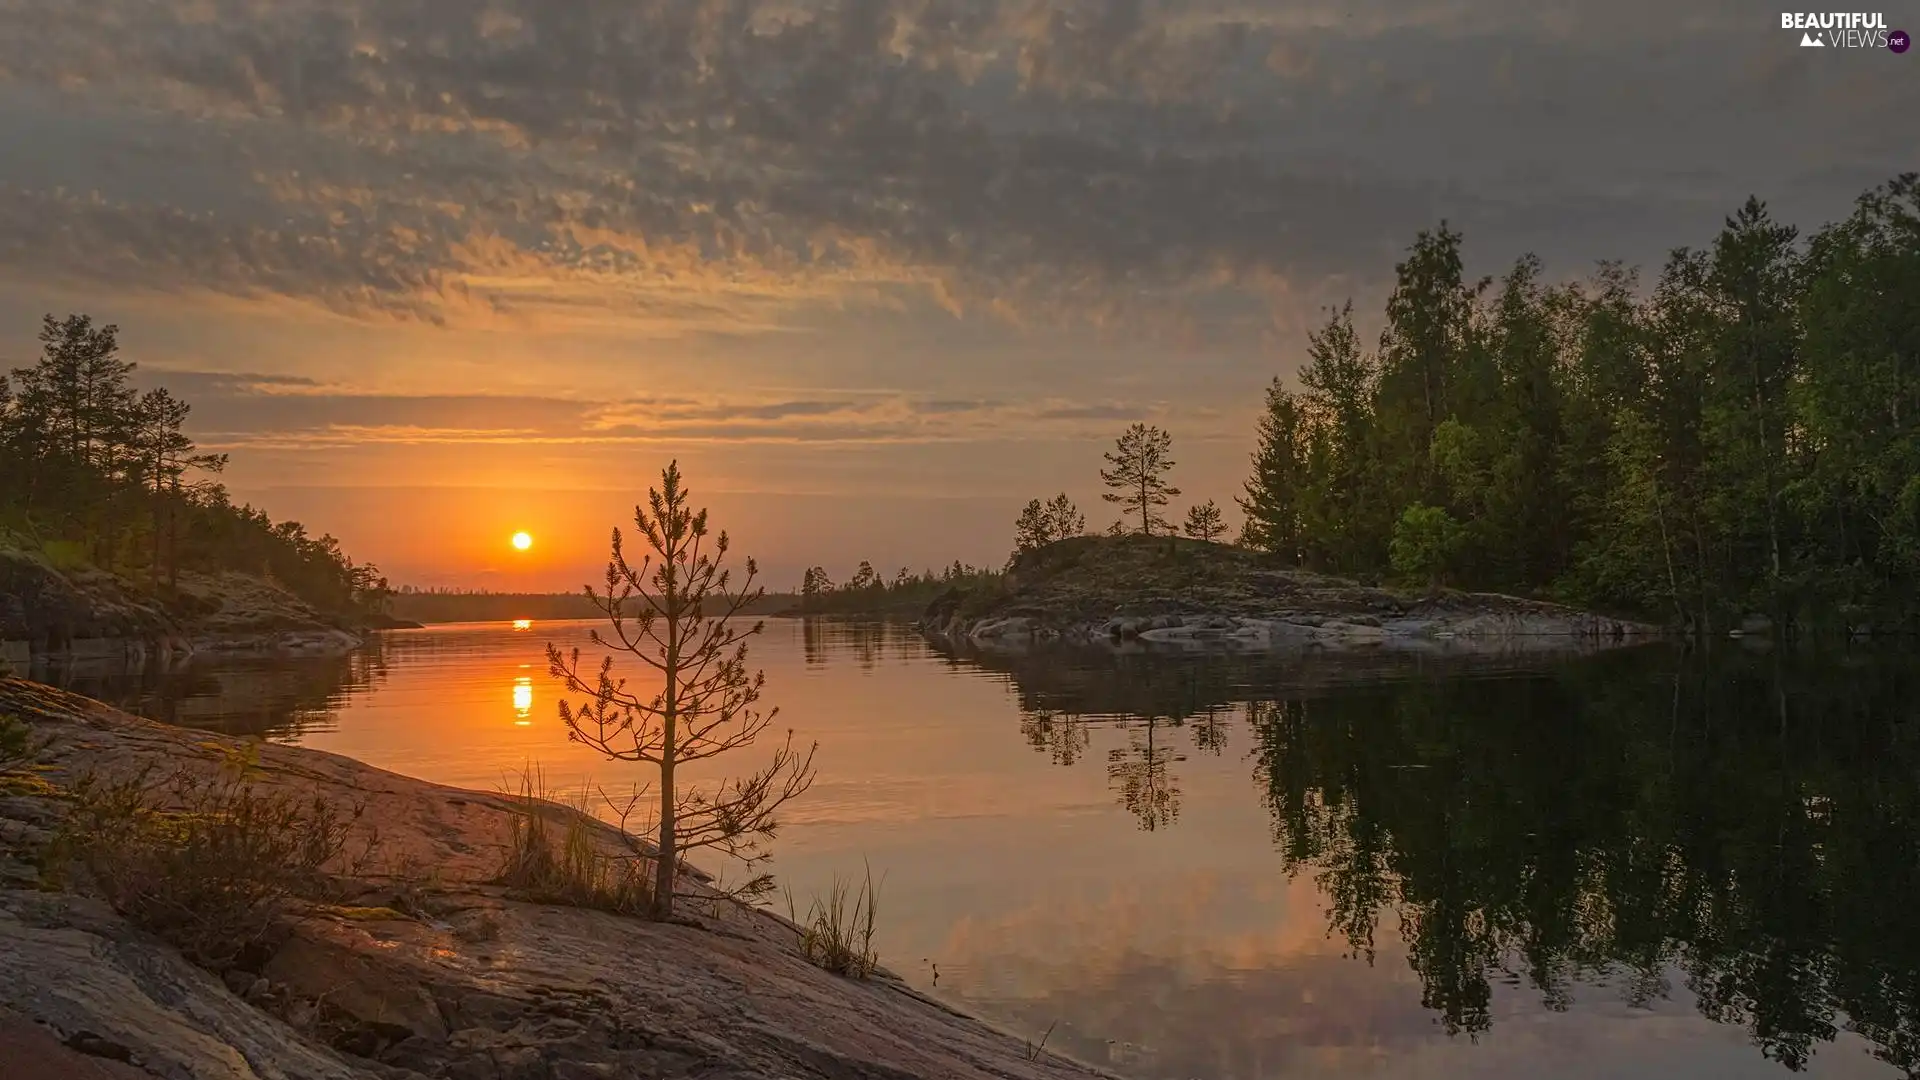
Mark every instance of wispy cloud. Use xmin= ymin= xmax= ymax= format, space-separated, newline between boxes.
xmin=151 ymin=369 xmax=1208 ymax=449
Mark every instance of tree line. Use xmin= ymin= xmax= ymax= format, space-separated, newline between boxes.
xmin=0 ymin=314 xmax=390 ymax=616
xmin=1238 ymin=175 xmax=1920 ymax=632
xmin=1005 ymin=175 xmax=1917 ymax=632
xmin=796 ymin=560 xmax=1000 ymax=614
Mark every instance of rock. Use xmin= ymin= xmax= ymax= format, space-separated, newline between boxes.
xmin=921 ymin=535 xmax=1662 ymax=656
xmin=0 ymin=896 xmax=377 ymax=1080
xmin=0 ymin=1010 xmax=154 ymax=1080
xmin=0 ymin=679 xmax=1123 ymax=1080
xmin=2 ymin=552 xmax=372 ymax=664
xmin=264 ymin=936 xmax=451 ymax=1044
xmin=0 ymin=551 xmax=181 ymax=652
xmin=1739 ymin=613 xmax=1775 ymax=636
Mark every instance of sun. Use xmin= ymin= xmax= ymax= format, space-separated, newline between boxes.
xmin=511 ymin=531 xmax=533 ymax=551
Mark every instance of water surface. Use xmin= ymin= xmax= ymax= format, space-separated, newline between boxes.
xmin=40 ymin=620 xmax=1920 ymax=1080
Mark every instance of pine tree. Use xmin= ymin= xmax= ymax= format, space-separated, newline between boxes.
xmin=1045 ymin=493 xmax=1085 ymax=539
xmin=1013 ymin=498 xmax=1052 ymax=553
xmin=129 ymin=388 xmax=227 ymax=585
xmin=548 ymin=461 xmax=817 ymax=916
xmin=1100 ymin=424 xmax=1181 ymax=535
xmin=1183 ymin=500 xmax=1226 ymax=543
xmin=1297 ymin=303 xmax=1380 ymax=569
xmin=1238 ymin=381 xmax=1310 ymax=561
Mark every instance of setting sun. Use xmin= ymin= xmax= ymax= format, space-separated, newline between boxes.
xmin=511 ymin=531 xmax=533 ymax=551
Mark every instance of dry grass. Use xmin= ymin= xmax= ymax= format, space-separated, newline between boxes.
xmin=1023 ymin=1021 xmax=1058 ymax=1062
xmin=53 ymin=764 xmax=363 ymax=969
xmin=495 ymin=766 xmax=655 ymax=916
xmin=786 ymin=864 xmax=883 ymax=979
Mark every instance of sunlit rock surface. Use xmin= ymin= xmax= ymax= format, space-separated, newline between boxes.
xmin=0 ymin=679 xmax=1116 ymax=1080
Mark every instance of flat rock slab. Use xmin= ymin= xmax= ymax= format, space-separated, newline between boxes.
xmin=0 ymin=678 xmax=1117 ymax=1080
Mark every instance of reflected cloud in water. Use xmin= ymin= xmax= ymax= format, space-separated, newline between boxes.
xmin=29 ymin=620 xmax=1919 ymax=1079
xmin=940 ymin=641 xmax=1920 ymax=1078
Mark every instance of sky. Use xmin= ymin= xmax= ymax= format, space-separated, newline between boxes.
xmin=0 ymin=0 xmax=1914 ymax=590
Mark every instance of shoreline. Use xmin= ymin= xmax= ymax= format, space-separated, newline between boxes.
xmin=918 ymin=536 xmax=1661 ymax=657
xmin=0 ymin=677 xmax=1117 ymax=1080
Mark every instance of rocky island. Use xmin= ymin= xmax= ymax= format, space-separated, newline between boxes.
xmin=1 ymin=549 xmax=413 ymax=676
xmin=920 ymin=535 xmax=1658 ymax=654
xmin=0 ymin=678 xmax=1111 ymax=1080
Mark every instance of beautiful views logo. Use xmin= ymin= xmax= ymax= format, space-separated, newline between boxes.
xmin=1780 ymin=11 xmax=1908 ymax=48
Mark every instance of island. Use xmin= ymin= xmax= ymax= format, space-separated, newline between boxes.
xmin=919 ymin=535 xmax=1658 ymax=654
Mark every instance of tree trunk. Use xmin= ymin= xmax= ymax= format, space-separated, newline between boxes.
xmin=654 ymin=572 xmax=681 ymax=916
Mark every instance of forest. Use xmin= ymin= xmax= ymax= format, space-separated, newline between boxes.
xmin=0 ymin=314 xmax=390 ymax=617
xmin=794 ymin=560 xmax=1002 ymax=615
xmin=1236 ymin=175 xmax=1920 ymax=634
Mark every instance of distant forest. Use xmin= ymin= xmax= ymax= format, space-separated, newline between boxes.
xmin=1231 ymin=175 xmax=1920 ymax=633
xmin=384 ymin=564 xmax=1005 ymax=623
xmin=794 ymin=561 xmax=1000 ymax=616
xmin=386 ymin=586 xmax=800 ymax=624
xmin=0 ymin=315 xmax=390 ymax=617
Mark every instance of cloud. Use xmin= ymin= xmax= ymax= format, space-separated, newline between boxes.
xmin=2 ymin=0 xmax=1907 ymax=337
xmin=1035 ymin=402 xmax=1144 ymax=421
xmin=140 ymin=367 xmax=1191 ymax=448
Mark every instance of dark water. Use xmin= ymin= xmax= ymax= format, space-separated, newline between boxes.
xmin=33 ymin=622 xmax=1920 ymax=1079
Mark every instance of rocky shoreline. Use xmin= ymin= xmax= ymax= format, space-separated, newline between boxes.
xmin=0 ymin=679 xmax=1114 ymax=1080
xmin=919 ymin=535 xmax=1659 ymax=655
xmin=1 ymin=550 xmax=399 ymax=675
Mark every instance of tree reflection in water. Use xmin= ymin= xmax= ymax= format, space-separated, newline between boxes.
xmin=26 ymin=634 xmax=393 ymax=740
xmin=963 ymin=641 xmax=1920 ymax=1076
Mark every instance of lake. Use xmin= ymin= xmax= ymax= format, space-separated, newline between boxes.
xmin=32 ymin=619 xmax=1920 ymax=1080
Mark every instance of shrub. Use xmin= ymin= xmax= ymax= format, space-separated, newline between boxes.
xmin=495 ymin=767 xmax=654 ymax=916
xmin=55 ymin=766 xmax=362 ymax=968
xmin=786 ymin=865 xmax=882 ymax=979
xmin=1389 ymin=503 xmax=1465 ymax=587
xmin=39 ymin=539 xmax=91 ymax=571
xmin=0 ymin=712 xmax=37 ymax=770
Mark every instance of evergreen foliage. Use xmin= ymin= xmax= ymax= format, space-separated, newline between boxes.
xmin=1182 ymin=500 xmax=1227 ymax=543
xmin=1014 ymin=493 xmax=1087 ymax=556
xmin=1237 ymin=175 xmax=1920 ymax=631
xmin=1 ymin=313 xmax=389 ymax=615
xmin=1101 ymin=423 xmax=1181 ymax=535
xmin=796 ymin=560 xmax=1000 ymax=615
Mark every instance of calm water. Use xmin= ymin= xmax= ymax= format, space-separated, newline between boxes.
xmin=36 ymin=621 xmax=1920 ymax=1080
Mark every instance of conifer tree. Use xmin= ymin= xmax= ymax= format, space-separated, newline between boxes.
xmin=1238 ymin=381 xmax=1310 ymax=561
xmin=1183 ymin=500 xmax=1227 ymax=543
xmin=548 ymin=462 xmax=817 ymax=915
xmin=1101 ymin=424 xmax=1181 ymax=535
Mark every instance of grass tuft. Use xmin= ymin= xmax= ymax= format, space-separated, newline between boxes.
xmin=1023 ymin=1020 xmax=1058 ymax=1062
xmin=786 ymin=863 xmax=883 ymax=979
xmin=495 ymin=765 xmax=655 ymax=916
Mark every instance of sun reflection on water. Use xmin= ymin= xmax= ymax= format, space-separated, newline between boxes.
xmin=512 ymin=676 xmax=533 ymax=724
